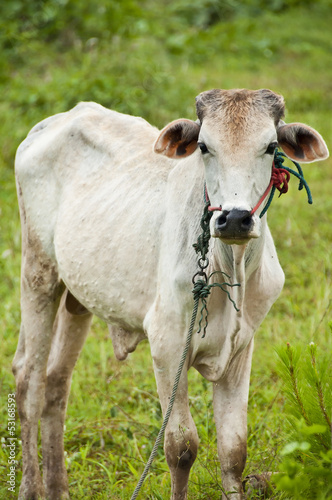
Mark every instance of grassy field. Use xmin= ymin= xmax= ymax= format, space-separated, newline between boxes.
xmin=0 ymin=1 xmax=331 ymax=498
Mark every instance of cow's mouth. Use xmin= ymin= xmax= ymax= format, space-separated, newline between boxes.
xmin=215 ymin=233 xmax=259 ymax=246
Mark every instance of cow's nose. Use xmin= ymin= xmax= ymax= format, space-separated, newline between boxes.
xmin=215 ymin=209 xmax=253 ymax=238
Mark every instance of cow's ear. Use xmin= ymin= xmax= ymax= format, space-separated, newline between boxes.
xmin=277 ymin=122 xmax=329 ymax=163
xmin=154 ymin=119 xmax=200 ymax=158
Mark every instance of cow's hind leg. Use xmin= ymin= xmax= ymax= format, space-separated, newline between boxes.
xmin=41 ymin=290 xmax=92 ymax=500
xmin=12 ymin=234 xmax=63 ymax=500
xmin=149 ymin=327 xmax=198 ymax=500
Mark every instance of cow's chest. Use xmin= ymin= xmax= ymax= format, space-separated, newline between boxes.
xmin=189 ymin=296 xmax=253 ymax=382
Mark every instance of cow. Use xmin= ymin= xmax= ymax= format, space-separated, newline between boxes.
xmin=13 ymin=88 xmax=329 ymax=500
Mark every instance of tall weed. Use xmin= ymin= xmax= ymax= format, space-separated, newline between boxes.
xmin=275 ymin=340 xmax=332 ymax=498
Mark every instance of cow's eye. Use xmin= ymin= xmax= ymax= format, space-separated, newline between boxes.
xmin=198 ymin=142 xmax=209 ymax=154
xmin=265 ymin=142 xmax=278 ymax=155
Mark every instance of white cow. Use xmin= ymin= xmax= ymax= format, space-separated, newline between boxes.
xmin=13 ymin=88 xmax=328 ymax=500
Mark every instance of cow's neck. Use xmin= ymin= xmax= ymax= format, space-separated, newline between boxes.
xmin=210 ymin=221 xmax=267 ymax=309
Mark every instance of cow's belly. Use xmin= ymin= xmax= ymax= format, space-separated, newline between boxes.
xmin=54 ymin=177 xmax=165 ymax=329
xmin=58 ymin=258 xmax=155 ymax=331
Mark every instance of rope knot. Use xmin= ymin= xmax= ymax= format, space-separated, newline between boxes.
xmin=271 ymin=166 xmax=291 ymax=195
xmin=192 ymin=278 xmax=210 ymax=339
xmin=192 ymin=272 xmax=240 ymax=338
xmin=192 ymin=278 xmax=211 ymax=302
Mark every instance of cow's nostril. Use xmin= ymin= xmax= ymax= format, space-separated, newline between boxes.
xmin=216 ymin=211 xmax=229 ymax=228
xmin=241 ymin=216 xmax=252 ymax=229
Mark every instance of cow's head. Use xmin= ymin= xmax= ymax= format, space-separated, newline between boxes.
xmin=154 ymin=89 xmax=329 ymax=245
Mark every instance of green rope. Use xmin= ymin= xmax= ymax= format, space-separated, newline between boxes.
xmin=192 ymin=201 xmax=240 ymax=337
xmin=193 ymin=201 xmax=213 ymax=261
xmin=260 ymin=151 xmax=313 ymax=218
xmin=193 ymin=272 xmax=240 ymax=338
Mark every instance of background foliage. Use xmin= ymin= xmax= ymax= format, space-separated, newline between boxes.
xmin=0 ymin=1 xmax=331 ymax=498
xmin=274 ymin=342 xmax=332 ymax=498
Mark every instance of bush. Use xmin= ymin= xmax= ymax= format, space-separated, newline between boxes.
xmin=1 ymin=0 xmax=331 ymax=53
xmin=275 ymin=339 xmax=332 ymax=499
xmin=0 ymin=0 xmax=148 ymax=52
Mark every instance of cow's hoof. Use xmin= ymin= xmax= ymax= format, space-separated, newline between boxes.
xmin=242 ymin=472 xmax=275 ymax=498
xmin=46 ymin=487 xmax=70 ymax=500
xmin=18 ymin=480 xmax=45 ymax=500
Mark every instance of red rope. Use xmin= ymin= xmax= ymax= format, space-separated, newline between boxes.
xmin=271 ymin=164 xmax=291 ymax=195
xmin=206 ymin=162 xmax=291 ymax=215
xmin=250 ymin=178 xmax=274 ymax=216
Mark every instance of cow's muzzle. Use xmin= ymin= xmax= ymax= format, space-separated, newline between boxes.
xmin=214 ymin=209 xmax=255 ymax=243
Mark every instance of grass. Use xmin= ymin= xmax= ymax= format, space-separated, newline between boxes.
xmin=0 ymin=2 xmax=331 ymax=498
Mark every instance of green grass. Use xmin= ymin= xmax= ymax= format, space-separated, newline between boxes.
xmin=0 ymin=2 xmax=332 ymax=498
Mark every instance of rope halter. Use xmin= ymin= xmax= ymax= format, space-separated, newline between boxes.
xmin=206 ymin=150 xmax=312 ymax=218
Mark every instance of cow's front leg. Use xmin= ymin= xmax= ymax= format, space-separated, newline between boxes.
xmin=213 ymin=340 xmax=254 ymax=500
xmin=149 ymin=326 xmax=198 ymax=500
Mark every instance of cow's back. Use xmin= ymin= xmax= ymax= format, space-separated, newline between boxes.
xmin=15 ymin=103 xmax=174 ymax=328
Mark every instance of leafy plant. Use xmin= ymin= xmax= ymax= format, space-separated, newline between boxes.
xmin=274 ymin=340 xmax=332 ymax=499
